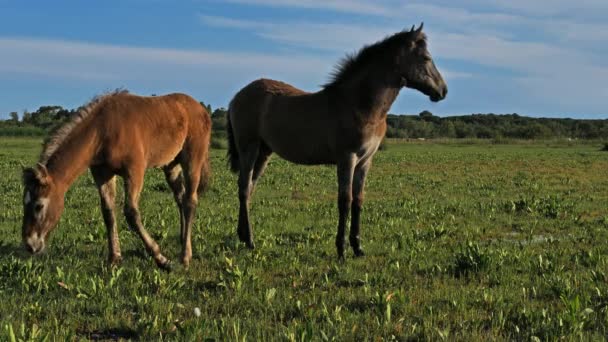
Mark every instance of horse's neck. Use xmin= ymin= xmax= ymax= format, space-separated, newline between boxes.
xmin=338 ymin=69 xmax=401 ymax=121
xmin=46 ymin=122 xmax=98 ymax=193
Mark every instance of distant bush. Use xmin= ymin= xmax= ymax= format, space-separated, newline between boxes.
xmin=0 ymin=126 xmax=45 ymax=136
xmin=491 ymin=136 xmax=517 ymax=145
xmin=386 ymin=112 xmax=608 ymax=140
xmin=601 ymin=143 xmax=608 ymax=151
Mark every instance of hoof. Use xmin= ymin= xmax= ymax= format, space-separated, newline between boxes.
xmin=337 ymin=248 xmax=345 ymax=262
xmin=245 ymin=240 xmax=255 ymax=249
xmin=181 ymin=257 xmax=191 ymax=269
xmin=353 ymin=248 xmax=365 ymax=257
xmin=157 ymin=259 xmax=173 ymax=272
xmin=238 ymin=232 xmax=252 ymax=244
xmin=108 ymin=255 xmax=123 ymax=266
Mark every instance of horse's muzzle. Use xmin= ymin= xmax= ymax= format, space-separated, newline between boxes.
xmin=24 ymin=237 xmax=45 ymax=255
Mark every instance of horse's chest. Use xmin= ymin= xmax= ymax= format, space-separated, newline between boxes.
xmin=356 ymin=135 xmax=382 ymax=162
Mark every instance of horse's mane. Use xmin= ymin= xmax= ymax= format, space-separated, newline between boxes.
xmin=39 ymin=89 xmax=128 ymax=164
xmin=323 ymin=29 xmax=421 ymax=89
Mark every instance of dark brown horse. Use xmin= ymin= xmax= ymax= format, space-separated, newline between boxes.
xmin=227 ymin=24 xmax=447 ymax=258
xmin=21 ymin=91 xmax=211 ymax=269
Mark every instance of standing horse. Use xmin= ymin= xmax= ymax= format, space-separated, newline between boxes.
xmin=21 ymin=90 xmax=211 ymax=269
xmin=227 ymin=24 xmax=447 ymax=259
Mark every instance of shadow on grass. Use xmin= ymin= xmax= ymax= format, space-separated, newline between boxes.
xmin=78 ymin=327 xmax=138 ymax=341
xmin=122 ymin=249 xmax=148 ymax=260
xmin=0 ymin=241 xmax=31 ymax=258
xmin=195 ymin=279 xmax=223 ymax=292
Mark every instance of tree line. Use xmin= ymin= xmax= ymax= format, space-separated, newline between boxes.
xmin=386 ymin=111 xmax=608 ymax=140
xmin=2 ymin=102 xmax=607 ymax=141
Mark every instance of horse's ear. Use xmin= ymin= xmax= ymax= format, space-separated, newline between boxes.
xmin=35 ymin=163 xmax=51 ymax=185
xmin=36 ymin=163 xmax=49 ymax=178
xmin=416 ymin=22 xmax=424 ymax=33
xmin=23 ymin=163 xmax=50 ymax=186
xmin=410 ymin=25 xmax=415 ymax=32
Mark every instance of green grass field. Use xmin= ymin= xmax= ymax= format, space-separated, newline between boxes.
xmin=1 ymin=137 xmax=607 ymax=340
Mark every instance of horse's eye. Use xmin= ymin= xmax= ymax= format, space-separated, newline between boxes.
xmin=34 ymin=204 xmax=43 ymax=212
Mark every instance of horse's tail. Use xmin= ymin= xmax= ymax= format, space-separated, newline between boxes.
xmin=198 ymin=155 xmax=211 ymax=194
xmin=198 ymin=104 xmax=212 ymax=194
xmin=226 ymin=101 xmax=240 ymax=174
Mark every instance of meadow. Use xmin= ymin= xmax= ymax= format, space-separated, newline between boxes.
xmin=0 ymin=137 xmax=607 ymax=340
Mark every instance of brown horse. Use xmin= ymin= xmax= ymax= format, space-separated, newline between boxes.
xmin=227 ymin=24 xmax=447 ymax=259
xmin=21 ymin=90 xmax=211 ymax=269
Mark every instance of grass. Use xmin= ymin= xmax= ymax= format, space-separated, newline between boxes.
xmin=0 ymin=137 xmax=607 ymax=340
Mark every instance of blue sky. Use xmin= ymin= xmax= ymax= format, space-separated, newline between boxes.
xmin=0 ymin=0 xmax=607 ymax=119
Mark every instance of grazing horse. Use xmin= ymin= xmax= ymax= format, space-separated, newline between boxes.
xmin=227 ymin=24 xmax=447 ymax=259
xmin=21 ymin=91 xmax=211 ymax=269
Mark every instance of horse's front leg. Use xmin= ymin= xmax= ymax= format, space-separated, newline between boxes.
xmin=123 ymin=168 xmax=171 ymax=270
xmin=91 ymin=167 xmax=121 ymax=265
xmin=350 ymin=159 xmax=372 ymax=257
xmin=336 ymin=154 xmax=356 ymax=260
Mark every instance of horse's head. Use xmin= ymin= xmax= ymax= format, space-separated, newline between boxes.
xmin=396 ymin=23 xmax=447 ymax=102
xmin=21 ymin=163 xmax=64 ymax=254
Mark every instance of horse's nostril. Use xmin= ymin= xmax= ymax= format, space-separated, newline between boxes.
xmin=25 ymin=243 xmax=34 ymax=253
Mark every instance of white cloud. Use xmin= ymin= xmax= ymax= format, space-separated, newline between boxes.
xmin=3 ymin=0 xmax=607 ymax=117
xmin=219 ymin=0 xmax=608 ymax=48
xmin=199 ymin=14 xmax=606 ymax=83
xmin=461 ymin=0 xmax=608 ymax=17
xmin=198 ymin=2 xmax=608 ymax=115
xmin=0 ymin=37 xmax=329 ymax=81
xmin=4 ymin=37 xmax=322 ymax=67
xmin=224 ymin=0 xmax=392 ymax=16
xmin=199 ymin=15 xmax=272 ymax=30
xmin=0 ymin=36 xmax=334 ymax=114
xmin=227 ymin=0 xmax=608 ymax=19
xmin=200 ymin=15 xmax=389 ymax=52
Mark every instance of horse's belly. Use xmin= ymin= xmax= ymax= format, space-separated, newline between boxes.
xmin=259 ymin=109 xmax=337 ymax=164
xmin=148 ymin=141 xmax=184 ymax=167
xmin=145 ymin=132 xmax=187 ymax=167
xmin=275 ymin=149 xmax=335 ymax=165
xmin=265 ymin=135 xmax=336 ymax=165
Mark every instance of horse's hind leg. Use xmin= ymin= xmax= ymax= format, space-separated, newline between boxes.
xmin=237 ymin=143 xmax=260 ymax=248
xmin=163 ymin=162 xmax=186 ymax=244
xmin=250 ymin=143 xmax=272 ymax=196
xmin=123 ymin=166 xmax=171 ymax=270
xmin=91 ymin=166 xmax=121 ymax=265
xmin=179 ymin=157 xmax=203 ymax=268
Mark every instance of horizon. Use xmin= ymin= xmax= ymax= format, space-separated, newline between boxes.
xmin=1 ymin=1 xmax=607 ymax=119
xmin=7 ymin=99 xmax=608 ymax=122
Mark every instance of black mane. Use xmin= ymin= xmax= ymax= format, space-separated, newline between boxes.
xmin=323 ymin=30 xmax=414 ymax=89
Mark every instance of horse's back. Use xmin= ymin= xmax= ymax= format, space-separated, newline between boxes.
xmin=95 ymin=93 xmax=209 ymax=169
xmin=232 ymin=78 xmax=307 ymax=109
xmin=230 ymin=79 xmax=339 ymax=164
xmin=245 ymin=78 xmax=307 ymax=95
